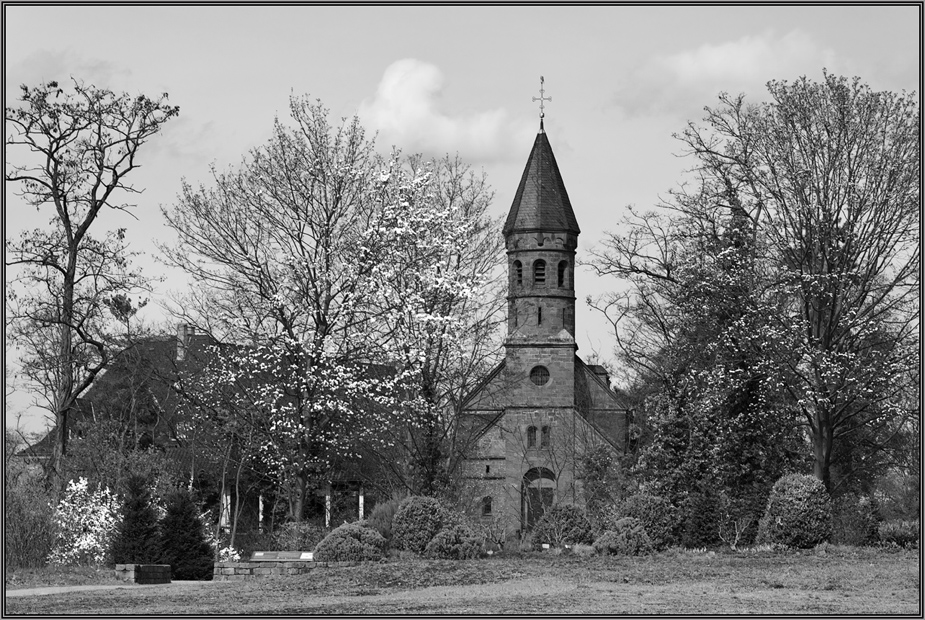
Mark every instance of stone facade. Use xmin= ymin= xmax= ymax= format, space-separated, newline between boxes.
xmin=460 ymin=125 xmax=630 ymax=539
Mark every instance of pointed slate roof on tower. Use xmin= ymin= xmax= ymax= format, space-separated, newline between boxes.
xmin=502 ymin=128 xmax=581 ymax=236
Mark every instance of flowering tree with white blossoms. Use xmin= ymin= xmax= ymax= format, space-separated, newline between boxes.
xmin=360 ymin=154 xmax=505 ymax=496
xmin=47 ymin=477 xmax=122 ymax=566
xmin=162 ymin=96 xmax=503 ymax=519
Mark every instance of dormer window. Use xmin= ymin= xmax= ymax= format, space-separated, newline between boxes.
xmin=513 ymin=260 xmax=523 ymax=286
xmin=533 ymin=260 xmax=546 ymax=286
xmin=558 ymin=261 xmax=567 ymax=287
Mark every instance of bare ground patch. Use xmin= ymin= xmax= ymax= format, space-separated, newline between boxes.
xmin=5 ymin=548 xmax=919 ymax=615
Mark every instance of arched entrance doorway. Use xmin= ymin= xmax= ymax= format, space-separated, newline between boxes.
xmin=522 ymin=467 xmax=556 ymax=531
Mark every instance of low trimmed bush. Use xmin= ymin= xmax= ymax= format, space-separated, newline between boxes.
xmin=423 ymin=523 xmax=482 ymax=560
xmin=877 ymin=519 xmax=919 ymax=549
xmin=531 ymin=504 xmax=594 ymax=550
xmin=831 ymin=493 xmax=880 ymax=546
xmin=593 ymin=517 xmax=654 ymax=556
xmin=618 ymin=493 xmax=680 ymax=550
xmin=756 ymin=474 xmax=832 ymax=549
xmin=313 ymin=522 xmax=386 ymax=562
xmin=391 ymin=496 xmax=448 ymax=554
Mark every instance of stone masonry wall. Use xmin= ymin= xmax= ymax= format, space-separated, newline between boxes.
xmin=213 ymin=560 xmax=360 ymax=580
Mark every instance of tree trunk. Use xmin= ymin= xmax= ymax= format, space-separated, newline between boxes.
xmin=812 ymin=407 xmax=833 ymax=492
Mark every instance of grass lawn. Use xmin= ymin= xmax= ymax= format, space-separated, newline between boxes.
xmin=5 ymin=546 xmax=919 ymax=615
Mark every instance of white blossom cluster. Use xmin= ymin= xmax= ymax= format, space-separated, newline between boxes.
xmin=47 ymin=477 xmax=122 ymax=566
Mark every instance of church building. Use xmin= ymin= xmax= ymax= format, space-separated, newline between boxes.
xmin=460 ymin=109 xmax=632 ymax=538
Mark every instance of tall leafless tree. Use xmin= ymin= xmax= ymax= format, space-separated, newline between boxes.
xmin=5 ymin=79 xmax=179 ymax=489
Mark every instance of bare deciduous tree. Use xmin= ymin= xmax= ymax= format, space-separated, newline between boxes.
xmin=5 ymin=79 xmax=178 ymax=488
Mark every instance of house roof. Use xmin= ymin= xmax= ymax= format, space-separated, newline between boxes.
xmin=502 ymin=129 xmax=581 ymax=236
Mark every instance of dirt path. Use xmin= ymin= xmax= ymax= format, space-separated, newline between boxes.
xmin=5 ymin=580 xmax=210 ymax=598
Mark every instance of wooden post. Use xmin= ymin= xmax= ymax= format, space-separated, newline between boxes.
xmin=324 ymin=483 xmax=331 ymax=528
xmin=220 ymin=490 xmax=231 ymax=531
xmin=258 ymin=493 xmax=264 ymax=533
xmin=358 ymin=485 xmax=364 ymax=520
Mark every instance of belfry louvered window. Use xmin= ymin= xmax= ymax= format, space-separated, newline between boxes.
xmin=533 ymin=260 xmax=546 ymax=285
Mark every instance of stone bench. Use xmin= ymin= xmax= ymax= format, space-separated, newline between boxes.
xmin=114 ymin=564 xmax=172 ymax=584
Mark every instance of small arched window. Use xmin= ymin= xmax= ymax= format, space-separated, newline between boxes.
xmin=537 ymin=306 xmax=543 ymax=325
xmin=513 ymin=260 xmax=523 ymax=286
xmin=481 ymin=496 xmax=493 ymax=516
xmin=527 ymin=425 xmax=537 ymax=448
xmin=540 ymin=425 xmax=551 ymax=448
xmin=533 ymin=259 xmax=546 ymax=285
xmin=558 ymin=261 xmax=568 ymax=287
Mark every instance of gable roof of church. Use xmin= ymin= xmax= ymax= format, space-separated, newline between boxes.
xmin=502 ymin=129 xmax=581 ymax=236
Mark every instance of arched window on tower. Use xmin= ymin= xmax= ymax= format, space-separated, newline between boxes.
xmin=558 ymin=261 xmax=567 ymax=287
xmin=533 ymin=260 xmax=546 ymax=286
xmin=540 ymin=425 xmax=551 ymax=448
xmin=527 ymin=425 xmax=537 ymax=448
xmin=513 ymin=260 xmax=523 ymax=286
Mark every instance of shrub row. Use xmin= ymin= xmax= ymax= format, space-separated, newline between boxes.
xmin=270 ymin=474 xmax=912 ymax=563
xmin=311 ymin=495 xmax=482 ymax=562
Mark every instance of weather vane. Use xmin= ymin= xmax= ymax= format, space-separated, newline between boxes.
xmin=533 ymin=76 xmax=551 ymax=129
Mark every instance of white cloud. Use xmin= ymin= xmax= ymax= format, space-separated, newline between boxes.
xmin=359 ymin=59 xmax=533 ymax=163
xmin=6 ymin=49 xmax=132 ymax=95
xmin=615 ymin=30 xmax=839 ymax=117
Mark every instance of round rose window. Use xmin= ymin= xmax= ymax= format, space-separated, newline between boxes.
xmin=529 ymin=366 xmax=550 ymax=386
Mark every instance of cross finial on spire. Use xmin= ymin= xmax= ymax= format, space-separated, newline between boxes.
xmin=532 ymin=75 xmax=551 ymax=132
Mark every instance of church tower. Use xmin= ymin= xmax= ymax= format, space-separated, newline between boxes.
xmin=501 ymin=121 xmax=581 ymax=407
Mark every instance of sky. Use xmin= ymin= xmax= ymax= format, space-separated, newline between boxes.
xmin=4 ymin=4 xmax=921 ymax=435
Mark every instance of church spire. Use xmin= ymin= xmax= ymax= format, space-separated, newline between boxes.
xmin=504 ymin=76 xmax=578 ymax=236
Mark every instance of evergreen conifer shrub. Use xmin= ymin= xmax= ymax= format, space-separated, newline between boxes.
xmin=156 ymin=489 xmax=213 ymax=580
xmin=756 ymin=473 xmax=832 ymax=548
xmin=680 ymin=491 xmax=722 ymax=548
xmin=593 ymin=517 xmax=654 ymax=556
xmin=531 ymin=504 xmax=594 ymax=549
xmin=391 ymin=496 xmax=448 ymax=554
xmin=111 ymin=474 xmax=160 ymax=564
xmin=365 ymin=497 xmax=403 ymax=542
xmin=313 ymin=522 xmax=386 ymax=562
